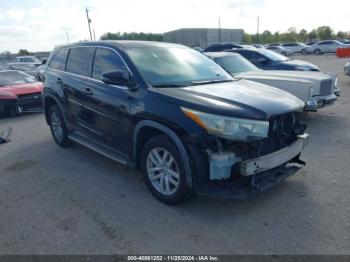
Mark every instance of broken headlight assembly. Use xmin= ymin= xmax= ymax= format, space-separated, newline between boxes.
xmin=182 ymin=107 xmax=269 ymax=141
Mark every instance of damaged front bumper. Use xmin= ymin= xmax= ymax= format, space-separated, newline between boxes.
xmin=304 ymin=94 xmax=337 ymax=111
xmin=199 ymin=134 xmax=309 ymax=200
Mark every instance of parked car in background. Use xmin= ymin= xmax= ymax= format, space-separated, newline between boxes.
xmin=340 ymin=40 xmax=350 ymax=44
xmin=0 ymin=70 xmax=43 ymax=117
xmin=206 ymin=52 xmax=339 ymax=111
xmin=267 ymin=46 xmax=290 ymax=56
xmin=36 ymin=64 xmax=47 ymax=82
xmin=344 ymin=61 xmax=350 ymax=76
xmin=43 ymin=41 xmax=308 ymax=204
xmin=228 ymin=48 xmax=320 ymax=71
xmin=266 ymin=43 xmax=281 ymax=48
xmin=306 ymin=41 xmax=318 ymax=46
xmin=310 ymin=40 xmax=350 ymax=55
xmin=281 ymin=42 xmax=310 ymax=54
xmin=252 ymin=44 xmax=265 ymax=49
xmin=5 ymin=63 xmax=38 ymax=78
xmin=204 ymin=43 xmax=244 ymax=52
xmin=16 ymin=56 xmax=42 ymax=67
xmin=192 ymin=46 xmax=203 ymax=52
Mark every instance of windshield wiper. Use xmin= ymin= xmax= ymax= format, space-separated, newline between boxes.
xmin=191 ymin=79 xmax=234 ymax=86
xmin=152 ymin=83 xmax=189 ymax=88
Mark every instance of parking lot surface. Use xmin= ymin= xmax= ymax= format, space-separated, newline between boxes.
xmin=0 ymin=55 xmax=349 ymax=255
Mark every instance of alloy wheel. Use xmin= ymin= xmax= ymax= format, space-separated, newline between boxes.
xmin=146 ymin=147 xmax=180 ymax=195
xmin=50 ymin=111 xmax=64 ymax=142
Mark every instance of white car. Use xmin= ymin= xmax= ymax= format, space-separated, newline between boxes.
xmin=345 ymin=62 xmax=350 ymax=76
xmin=281 ymin=42 xmax=310 ymax=54
xmin=16 ymin=56 xmax=42 ymax=66
xmin=206 ymin=52 xmax=340 ymax=111
xmin=310 ymin=40 xmax=350 ymax=55
xmin=267 ymin=46 xmax=292 ymax=56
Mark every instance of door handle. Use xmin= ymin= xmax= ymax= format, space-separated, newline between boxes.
xmin=56 ymin=78 xmax=63 ymax=84
xmin=84 ymin=88 xmax=93 ymax=96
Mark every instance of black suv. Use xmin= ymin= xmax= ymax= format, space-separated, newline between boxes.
xmin=43 ymin=41 xmax=308 ymax=204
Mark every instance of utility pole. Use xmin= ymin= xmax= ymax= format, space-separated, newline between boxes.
xmin=93 ymin=29 xmax=96 ymax=41
xmin=218 ymin=17 xmax=222 ymax=43
xmin=66 ymin=32 xmax=70 ymax=43
xmin=256 ymin=16 xmax=260 ymax=43
xmin=86 ymin=8 xmax=93 ymax=41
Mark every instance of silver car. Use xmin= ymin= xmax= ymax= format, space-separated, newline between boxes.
xmin=267 ymin=46 xmax=290 ymax=56
xmin=344 ymin=61 xmax=350 ymax=76
xmin=5 ymin=63 xmax=38 ymax=78
xmin=281 ymin=42 xmax=310 ymax=54
xmin=310 ymin=40 xmax=350 ymax=55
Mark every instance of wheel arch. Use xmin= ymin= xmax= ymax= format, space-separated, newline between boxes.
xmin=43 ymin=94 xmax=66 ymax=125
xmin=133 ymin=120 xmax=193 ymax=187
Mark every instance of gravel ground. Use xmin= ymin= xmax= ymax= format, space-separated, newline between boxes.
xmin=0 ymin=55 xmax=349 ymax=255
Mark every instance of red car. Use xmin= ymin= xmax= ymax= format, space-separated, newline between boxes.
xmin=0 ymin=70 xmax=43 ymax=117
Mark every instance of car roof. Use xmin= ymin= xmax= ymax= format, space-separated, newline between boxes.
xmin=7 ymin=62 xmax=35 ymax=66
xmin=0 ymin=70 xmax=27 ymax=74
xmin=204 ymin=52 xmax=240 ymax=58
xmin=55 ymin=40 xmax=187 ymax=51
xmin=17 ymin=56 xmax=37 ymax=58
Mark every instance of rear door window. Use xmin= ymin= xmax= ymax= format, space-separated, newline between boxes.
xmin=49 ymin=48 xmax=69 ymax=71
xmin=66 ymin=47 xmax=95 ymax=77
xmin=92 ymin=48 xmax=126 ymax=80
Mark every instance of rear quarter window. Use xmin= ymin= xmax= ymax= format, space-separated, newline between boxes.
xmin=66 ymin=47 xmax=95 ymax=77
xmin=49 ymin=49 xmax=69 ymax=71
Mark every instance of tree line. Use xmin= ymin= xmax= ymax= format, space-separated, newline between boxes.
xmin=244 ymin=26 xmax=350 ymax=44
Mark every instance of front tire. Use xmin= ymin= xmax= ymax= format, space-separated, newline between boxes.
xmin=141 ymin=135 xmax=191 ymax=204
xmin=301 ymin=49 xmax=307 ymax=55
xmin=49 ymin=105 xmax=72 ymax=147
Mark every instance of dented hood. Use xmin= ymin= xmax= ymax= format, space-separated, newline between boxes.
xmin=153 ymin=79 xmax=304 ymax=120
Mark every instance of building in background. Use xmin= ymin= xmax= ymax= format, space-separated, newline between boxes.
xmin=163 ymin=28 xmax=244 ymax=48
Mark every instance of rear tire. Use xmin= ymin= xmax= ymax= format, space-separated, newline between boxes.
xmin=48 ymin=105 xmax=72 ymax=147
xmin=141 ymin=134 xmax=192 ymax=205
xmin=314 ymin=49 xmax=322 ymax=55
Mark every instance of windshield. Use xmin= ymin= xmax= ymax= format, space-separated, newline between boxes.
xmin=259 ymin=49 xmax=289 ymax=62
xmin=126 ymin=46 xmax=233 ymax=86
xmin=214 ymin=55 xmax=258 ymax=74
xmin=0 ymin=71 xmax=36 ymax=87
xmin=18 ymin=57 xmax=40 ymax=63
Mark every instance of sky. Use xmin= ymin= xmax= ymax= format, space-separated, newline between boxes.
xmin=0 ymin=0 xmax=349 ymax=52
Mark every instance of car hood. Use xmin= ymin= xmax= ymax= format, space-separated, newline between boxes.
xmin=152 ymin=80 xmax=304 ymax=120
xmin=281 ymin=59 xmax=320 ymax=70
xmin=0 ymin=82 xmax=43 ymax=96
xmin=237 ymin=70 xmax=330 ymax=82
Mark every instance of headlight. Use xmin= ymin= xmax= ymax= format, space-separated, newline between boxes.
xmin=182 ymin=107 xmax=269 ymax=141
xmin=334 ymin=77 xmax=338 ymax=87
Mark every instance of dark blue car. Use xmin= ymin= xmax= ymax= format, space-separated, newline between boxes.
xmin=228 ymin=48 xmax=320 ymax=71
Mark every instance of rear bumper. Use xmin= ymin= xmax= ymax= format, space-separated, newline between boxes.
xmin=196 ymin=134 xmax=309 ymax=200
xmin=304 ymin=93 xmax=337 ymax=111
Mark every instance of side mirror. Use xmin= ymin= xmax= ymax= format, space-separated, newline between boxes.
xmin=41 ymin=59 xmax=47 ymax=65
xmin=101 ymin=69 xmax=134 ymax=87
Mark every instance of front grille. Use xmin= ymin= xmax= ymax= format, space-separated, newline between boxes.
xmin=320 ymin=79 xmax=333 ymax=96
xmin=17 ymin=92 xmax=42 ymax=110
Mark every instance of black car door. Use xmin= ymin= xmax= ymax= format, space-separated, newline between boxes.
xmin=83 ymin=47 xmax=134 ymax=154
xmin=64 ymin=47 xmax=96 ymax=132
